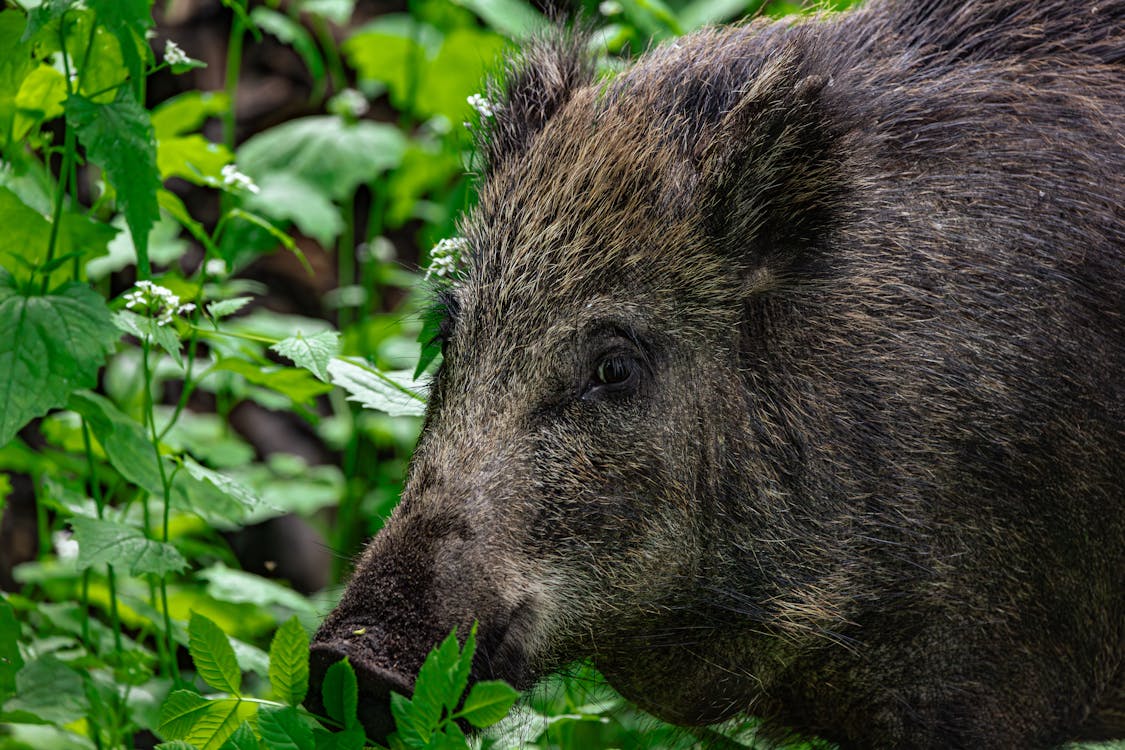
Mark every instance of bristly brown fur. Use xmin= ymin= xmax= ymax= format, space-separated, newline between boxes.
xmin=313 ymin=2 xmax=1124 ymax=748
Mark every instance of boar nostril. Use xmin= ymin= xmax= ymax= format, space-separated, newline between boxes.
xmin=306 ymin=642 xmax=414 ymax=743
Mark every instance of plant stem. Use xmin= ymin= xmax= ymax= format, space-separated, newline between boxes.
xmin=338 ymin=192 xmax=356 ymax=329
xmin=223 ymin=8 xmax=245 ymax=152
xmin=82 ymin=421 xmax=123 ymax=654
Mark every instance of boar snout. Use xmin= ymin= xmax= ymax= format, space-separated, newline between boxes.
xmin=306 ymin=640 xmax=411 ymax=742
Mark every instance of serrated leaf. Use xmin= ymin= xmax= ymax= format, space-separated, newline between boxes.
xmin=258 ymin=705 xmax=315 ymax=750
xmin=207 ymin=297 xmax=254 ymax=320
xmin=237 ymin=117 xmax=406 ymax=202
xmin=182 ymin=458 xmax=260 ymax=521
xmin=0 ymin=597 xmax=24 ymax=702
xmin=68 ymin=390 xmax=165 ymax=496
xmin=271 ymin=331 xmax=340 ymax=382
xmin=188 ymin=612 xmax=242 ymax=696
xmin=389 ymin=691 xmax=427 ymax=748
xmin=114 ymin=309 xmax=184 ymax=367
xmin=269 ymin=616 xmax=310 ymax=706
xmin=159 ymin=691 xmax=255 ymax=750
xmin=70 ymin=515 xmax=189 ymax=576
xmin=0 ymin=277 xmax=119 ymax=448
xmin=408 ymin=628 xmax=463 ymax=737
xmin=218 ymin=722 xmax=261 ymax=750
xmin=4 ymin=654 xmax=88 ymax=725
xmin=320 ymin=658 xmax=357 ymax=728
xmin=312 ymin=725 xmax=365 ymax=750
xmin=456 ymin=680 xmax=519 ymax=728
xmin=156 ymin=741 xmax=200 ymax=750
xmin=66 ymin=88 xmax=160 ymax=275
xmin=327 ymin=357 xmax=426 ymax=417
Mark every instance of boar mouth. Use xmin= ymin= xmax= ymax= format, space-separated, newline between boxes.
xmin=305 ymin=600 xmax=537 ymax=742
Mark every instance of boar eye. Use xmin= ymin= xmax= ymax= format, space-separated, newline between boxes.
xmin=586 ymin=354 xmax=640 ymax=398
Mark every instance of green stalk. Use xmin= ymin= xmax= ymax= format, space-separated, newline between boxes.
xmin=311 ymin=15 xmax=346 ymax=94
xmin=222 ymin=9 xmax=246 ymax=151
xmin=82 ymin=421 xmax=122 ymax=655
xmin=338 ymin=192 xmax=356 ymax=328
xmin=142 ymin=340 xmax=179 ymax=681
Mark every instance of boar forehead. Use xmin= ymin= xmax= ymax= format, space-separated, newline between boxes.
xmin=453 ymin=89 xmax=734 ymax=364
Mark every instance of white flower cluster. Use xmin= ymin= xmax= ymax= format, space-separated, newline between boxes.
xmin=123 ymin=280 xmax=196 ymax=326
xmin=221 ymin=164 xmax=260 ymax=194
xmin=164 ymin=40 xmax=191 ymax=66
xmin=331 ymin=88 xmax=370 ymax=118
xmin=467 ymin=93 xmax=496 ymax=119
xmin=425 ymin=237 xmax=468 ymax=280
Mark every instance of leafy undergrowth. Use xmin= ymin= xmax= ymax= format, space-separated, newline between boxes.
xmin=0 ymin=0 xmax=909 ymax=749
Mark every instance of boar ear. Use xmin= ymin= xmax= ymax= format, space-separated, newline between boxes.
xmin=476 ymin=27 xmax=595 ymax=175
xmin=696 ymin=50 xmax=846 ymax=278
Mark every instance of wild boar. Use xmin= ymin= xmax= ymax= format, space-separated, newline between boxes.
xmin=309 ymin=0 xmax=1125 ymax=747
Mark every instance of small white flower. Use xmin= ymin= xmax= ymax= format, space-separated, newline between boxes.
xmin=221 ymin=163 xmax=260 ymax=194
xmin=53 ymin=530 xmax=79 ymax=562
xmin=205 ymin=258 xmax=228 ymax=277
xmin=330 ymin=88 xmax=369 ymax=118
xmin=599 ymin=0 xmax=622 ymax=15
xmin=467 ymin=93 xmax=496 ymax=119
xmin=425 ymin=237 xmax=468 ymax=280
xmin=122 ymin=280 xmax=194 ymax=327
xmin=164 ymin=39 xmax=191 ymax=67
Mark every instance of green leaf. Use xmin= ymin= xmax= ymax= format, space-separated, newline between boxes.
xmin=0 ymin=186 xmax=117 ymax=285
xmin=158 ymin=133 xmax=233 ymax=186
xmin=196 ymin=563 xmax=316 ymax=615
xmin=114 ymin=309 xmax=184 ymax=367
xmin=453 ymin=0 xmax=547 ymax=38
xmin=188 ymin=612 xmax=243 ymax=696
xmin=312 ymin=726 xmax=365 ymax=750
xmin=320 ymin=658 xmax=357 ymax=728
xmin=152 ymin=91 xmax=231 ymax=139
xmin=245 ymin=173 xmax=342 ymax=247
xmin=327 ymin=357 xmax=426 ymax=417
xmin=0 ymin=277 xmax=119 ymax=448
xmin=87 ymin=0 xmax=152 ymax=91
xmin=456 ymin=681 xmax=519 ymax=728
xmin=66 ymin=88 xmax=161 ymax=276
xmin=181 ymin=458 xmax=261 ymax=521
xmin=219 ymin=722 xmax=262 ymax=750
xmin=156 ymin=741 xmax=201 ymax=750
xmin=416 ymin=28 xmax=507 ymax=124
xmin=68 ymin=390 xmax=165 ymax=496
xmin=13 ymin=64 xmax=66 ymax=140
xmin=408 ymin=628 xmax=462 ymax=736
xmin=214 ymin=358 xmax=333 ymax=407
xmin=269 ymin=616 xmax=310 ymax=706
xmin=4 ymin=654 xmax=89 ymax=725
xmin=271 ymin=331 xmax=340 ymax=383
xmin=0 ymin=597 xmax=23 ymax=703
xmin=0 ymin=11 xmax=37 ymax=150
xmin=159 ymin=691 xmax=256 ymax=750
xmin=207 ymin=297 xmax=254 ymax=321
xmin=237 ymin=116 xmax=406 ymax=202
xmin=389 ymin=691 xmax=427 ymax=748
xmin=70 ymin=515 xmax=189 ymax=577
xmin=257 ymin=705 xmax=315 ymax=750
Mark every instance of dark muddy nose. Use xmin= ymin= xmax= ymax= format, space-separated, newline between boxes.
xmin=306 ymin=642 xmax=414 ymax=743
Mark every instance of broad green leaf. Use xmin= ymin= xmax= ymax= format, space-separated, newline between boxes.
xmin=271 ymin=331 xmax=340 ymax=382
xmin=207 ymin=296 xmax=254 ymax=321
xmin=456 ymin=680 xmax=519 ymax=728
xmin=246 ymin=173 xmax=343 ymax=247
xmin=214 ymin=358 xmax=333 ymax=407
xmin=0 ymin=11 xmax=37 ymax=150
xmin=71 ymin=515 xmax=188 ymax=577
xmin=0 ymin=598 xmax=23 ymax=702
xmin=343 ymin=16 xmax=441 ymax=109
xmin=452 ymin=0 xmax=547 ymax=38
xmin=158 ymin=134 xmax=232 ymax=186
xmin=312 ymin=725 xmax=365 ymax=750
xmin=257 ymin=705 xmax=315 ymax=750
xmin=66 ymin=89 xmax=160 ymax=276
xmin=114 ymin=309 xmax=184 ymax=367
xmin=4 ymin=654 xmax=88 ymax=725
xmin=237 ymin=116 xmax=407 ymax=202
xmin=327 ymin=357 xmax=426 ymax=417
xmin=159 ymin=691 xmax=256 ymax=750
xmin=196 ymin=563 xmax=316 ymax=615
xmin=152 ymin=91 xmax=231 ymax=139
xmin=415 ymin=28 xmax=507 ymax=124
xmin=13 ymin=64 xmax=66 ymax=139
xmin=320 ymin=658 xmax=357 ymax=728
xmin=0 ymin=278 xmax=119 ymax=448
xmin=218 ymin=722 xmax=261 ymax=750
xmin=269 ymin=616 xmax=310 ymax=706
xmin=156 ymin=742 xmax=199 ymax=750
xmin=0 ymin=186 xmax=118 ymax=285
xmin=68 ymin=390 xmax=165 ymax=496
xmin=188 ymin=612 xmax=242 ymax=696
xmin=182 ymin=458 xmax=261 ymax=521
xmin=87 ymin=0 xmax=152 ymax=90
